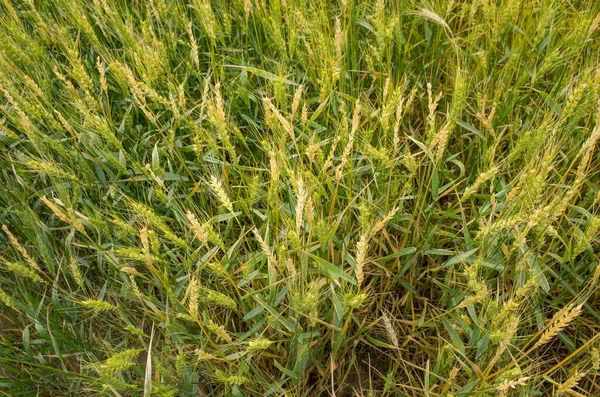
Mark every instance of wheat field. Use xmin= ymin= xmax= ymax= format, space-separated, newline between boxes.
xmin=1 ymin=0 xmax=600 ymax=396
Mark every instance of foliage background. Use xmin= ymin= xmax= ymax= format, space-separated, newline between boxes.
xmin=1 ymin=0 xmax=600 ymax=395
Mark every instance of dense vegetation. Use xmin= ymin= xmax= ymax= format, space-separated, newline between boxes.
xmin=1 ymin=0 xmax=600 ymax=395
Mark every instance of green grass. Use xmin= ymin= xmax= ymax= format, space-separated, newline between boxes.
xmin=1 ymin=0 xmax=600 ymax=395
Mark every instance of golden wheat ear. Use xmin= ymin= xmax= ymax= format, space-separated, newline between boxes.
xmin=535 ymin=304 xmax=583 ymax=349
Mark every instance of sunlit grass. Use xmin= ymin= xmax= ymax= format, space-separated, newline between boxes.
xmin=1 ymin=0 xmax=600 ymax=396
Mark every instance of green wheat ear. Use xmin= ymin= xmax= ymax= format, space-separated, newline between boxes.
xmin=80 ymin=299 xmax=117 ymax=312
xmin=246 ymin=338 xmax=273 ymax=352
xmin=4 ymin=261 xmax=45 ymax=284
xmin=0 ymin=288 xmax=18 ymax=312
xmin=94 ymin=349 xmax=144 ymax=375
